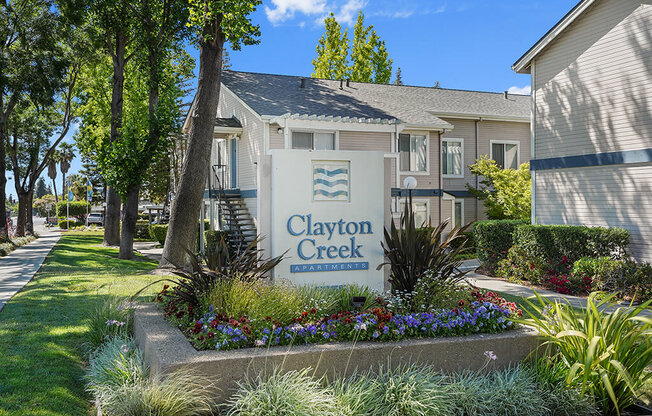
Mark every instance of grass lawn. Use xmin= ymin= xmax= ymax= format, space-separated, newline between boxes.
xmin=0 ymin=231 xmax=165 ymax=416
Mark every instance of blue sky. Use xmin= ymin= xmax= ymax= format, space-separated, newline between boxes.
xmin=6 ymin=0 xmax=579 ymax=201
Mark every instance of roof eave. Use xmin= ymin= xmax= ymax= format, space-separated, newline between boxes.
xmin=512 ymin=0 xmax=596 ymax=74
xmin=431 ymin=112 xmax=530 ymax=123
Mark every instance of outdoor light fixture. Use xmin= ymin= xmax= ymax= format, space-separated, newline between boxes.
xmin=277 ymin=127 xmax=283 ymax=134
xmin=350 ymin=296 xmax=367 ymax=309
xmin=403 ymin=176 xmax=417 ymax=190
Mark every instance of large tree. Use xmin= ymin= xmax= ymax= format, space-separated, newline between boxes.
xmin=160 ymin=0 xmax=261 ymax=269
xmin=0 ymin=0 xmax=69 ymax=240
xmin=312 ymin=11 xmax=392 ymax=83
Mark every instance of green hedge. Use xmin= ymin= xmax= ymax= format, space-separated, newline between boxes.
xmin=572 ymin=257 xmax=652 ymax=301
xmin=205 ymin=230 xmax=228 ymax=253
xmin=474 ymin=219 xmax=529 ymax=266
xmin=513 ymin=225 xmax=629 ymax=266
xmin=58 ymin=219 xmax=83 ymax=229
xmin=135 ymin=220 xmax=151 ymax=240
xmin=149 ymin=224 xmax=168 ymax=245
xmin=56 ymin=201 xmax=89 ymax=218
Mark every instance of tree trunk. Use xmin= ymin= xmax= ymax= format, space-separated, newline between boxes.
xmin=104 ymin=186 xmax=121 ymax=246
xmin=0 ymin=125 xmax=7 ymax=241
xmin=104 ymin=33 xmax=127 ymax=247
xmin=118 ymin=184 xmax=139 ymax=259
xmin=52 ymin=179 xmax=58 ymax=204
xmin=15 ymin=191 xmax=27 ymax=237
xmin=25 ymin=189 xmax=34 ymax=235
xmin=160 ymin=29 xmax=224 ymax=269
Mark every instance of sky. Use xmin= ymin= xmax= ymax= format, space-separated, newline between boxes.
xmin=5 ymin=0 xmax=580 ymax=201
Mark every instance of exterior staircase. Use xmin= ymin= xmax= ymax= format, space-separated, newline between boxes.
xmin=217 ymin=192 xmax=257 ymax=252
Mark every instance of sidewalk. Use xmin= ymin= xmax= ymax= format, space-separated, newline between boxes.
xmin=133 ymin=241 xmax=163 ymax=263
xmin=0 ymin=224 xmax=61 ymax=313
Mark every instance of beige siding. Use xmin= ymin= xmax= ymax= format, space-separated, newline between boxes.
xmin=533 ymin=0 xmax=652 ymax=158
xmin=217 ymin=88 xmax=263 ymax=191
xmin=269 ymin=125 xmax=285 ymax=149
xmin=535 ymin=163 xmax=652 ymax=262
xmin=339 ymin=131 xmax=392 ymax=152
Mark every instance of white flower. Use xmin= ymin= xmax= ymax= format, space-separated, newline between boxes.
xmin=484 ymin=350 xmax=497 ymax=361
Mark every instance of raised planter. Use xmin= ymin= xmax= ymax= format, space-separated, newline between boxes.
xmin=134 ymin=303 xmax=542 ymax=403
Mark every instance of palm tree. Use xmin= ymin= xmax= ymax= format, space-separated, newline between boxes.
xmin=48 ymin=151 xmax=60 ymax=203
xmin=58 ymin=143 xmax=75 ymax=202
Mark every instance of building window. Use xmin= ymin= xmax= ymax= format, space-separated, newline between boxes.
xmin=399 ymin=133 xmax=427 ymax=172
xmin=442 ymin=138 xmax=464 ymax=177
xmin=491 ymin=141 xmax=519 ymax=169
xmin=454 ymin=200 xmax=464 ymax=228
xmin=413 ymin=201 xmax=429 ymax=228
xmin=291 ymin=131 xmax=335 ymax=150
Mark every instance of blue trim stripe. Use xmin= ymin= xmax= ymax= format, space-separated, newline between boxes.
xmin=391 ymin=188 xmax=443 ymax=197
xmin=313 ymin=178 xmax=349 ymax=187
xmin=313 ymin=189 xmax=348 ymax=198
xmin=203 ymin=189 xmax=257 ymax=199
xmin=240 ymin=189 xmax=257 ymax=198
xmin=313 ymin=167 xmax=348 ymax=176
xmin=531 ymin=148 xmax=652 ymax=171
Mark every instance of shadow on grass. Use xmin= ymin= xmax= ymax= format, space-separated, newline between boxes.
xmin=0 ymin=232 xmax=165 ymax=416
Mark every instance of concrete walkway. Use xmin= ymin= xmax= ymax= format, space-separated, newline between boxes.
xmin=133 ymin=241 xmax=163 ymax=263
xmin=0 ymin=223 xmax=61 ymax=313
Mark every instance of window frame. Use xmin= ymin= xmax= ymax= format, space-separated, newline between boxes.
xmin=452 ymin=199 xmax=465 ymax=229
xmin=289 ymin=129 xmax=338 ymax=150
xmin=489 ymin=139 xmax=520 ymax=170
xmin=406 ymin=198 xmax=430 ymax=228
xmin=398 ymin=131 xmax=430 ymax=176
xmin=441 ymin=137 xmax=465 ymax=179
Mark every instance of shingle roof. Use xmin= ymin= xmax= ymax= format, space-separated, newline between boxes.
xmin=214 ymin=117 xmax=242 ymax=128
xmin=221 ymin=71 xmax=530 ymax=128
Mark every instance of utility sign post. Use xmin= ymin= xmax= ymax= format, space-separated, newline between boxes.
xmin=86 ymin=179 xmax=92 ymax=226
xmin=66 ymin=178 xmax=73 ymax=229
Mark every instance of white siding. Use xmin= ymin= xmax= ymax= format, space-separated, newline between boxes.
xmin=534 ymin=0 xmax=652 ymax=158
xmin=535 ymin=163 xmax=652 ymax=261
xmin=269 ymin=125 xmax=285 ymax=149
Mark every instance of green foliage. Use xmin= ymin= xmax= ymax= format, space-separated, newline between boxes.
xmin=313 ymin=11 xmax=392 ymax=83
xmin=149 ymin=224 xmax=168 ymax=245
xmin=59 ymin=219 xmax=84 ymax=229
xmin=204 ymin=229 xmax=228 ymax=254
xmin=86 ymin=336 xmax=146 ymax=395
xmin=33 ymin=194 xmax=57 ymax=217
xmin=572 ymin=257 xmax=652 ymax=302
xmin=380 ymin=194 xmax=470 ymax=294
xmin=99 ymin=370 xmax=215 ymax=416
xmin=496 ymin=245 xmax=548 ymax=285
xmin=135 ymin=220 xmax=151 ymax=240
xmin=513 ymin=224 xmax=629 ymax=266
xmin=56 ymin=200 xmax=89 ymax=218
xmin=467 ymin=156 xmax=531 ymax=219
xmin=520 ymin=292 xmax=652 ymax=415
xmin=85 ymin=297 xmax=134 ymax=351
xmin=472 ymin=219 xmax=529 ymax=267
xmin=227 ymin=368 xmax=340 ymax=416
xmin=203 ymin=279 xmax=307 ymax=324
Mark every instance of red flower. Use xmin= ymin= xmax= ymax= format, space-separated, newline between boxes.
xmin=310 ymin=308 xmax=316 ymax=314
xmin=458 ymin=299 xmax=466 ymax=307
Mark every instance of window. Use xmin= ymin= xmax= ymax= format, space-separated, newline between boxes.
xmin=399 ymin=133 xmax=427 ymax=172
xmin=291 ymin=131 xmax=335 ymax=150
xmin=413 ymin=202 xmax=429 ymax=228
xmin=442 ymin=138 xmax=464 ymax=177
xmin=491 ymin=141 xmax=519 ymax=169
xmin=454 ymin=200 xmax=464 ymax=228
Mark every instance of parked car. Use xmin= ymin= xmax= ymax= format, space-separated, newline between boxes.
xmin=86 ymin=213 xmax=104 ymax=226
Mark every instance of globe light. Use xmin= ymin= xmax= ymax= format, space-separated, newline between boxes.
xmin=403 ymin=176 xmax=417 ymax=190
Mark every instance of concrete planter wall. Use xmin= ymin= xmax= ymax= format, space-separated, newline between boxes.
xmin=134 ymin=303 xmax=541 ymax=403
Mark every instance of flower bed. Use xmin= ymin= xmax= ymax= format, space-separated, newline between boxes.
xmin=156 ymin=285 xmax=521 ymax=351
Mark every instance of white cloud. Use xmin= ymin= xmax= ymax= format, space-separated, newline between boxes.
xmin=507 ymin=85 xmax=532 ymax=95
xmin=372 ymin=10 xmax=415 ymax=19
xmin=329 ymin=0 xmax=367 ymax=25
xmin=265 ymin=0 xmax=327 ymax=25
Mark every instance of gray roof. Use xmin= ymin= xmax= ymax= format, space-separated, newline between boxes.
xmin=215 ymin=117 xmax=242 ymax=128
xmin=221 ymin=71 xmax=530 ymax=128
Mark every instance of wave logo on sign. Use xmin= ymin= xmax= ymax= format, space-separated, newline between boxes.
xmin=312 ymin=162 xmax=350 ymax=201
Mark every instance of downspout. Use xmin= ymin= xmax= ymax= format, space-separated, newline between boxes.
xmin=438 ymin=131 xmax=443 ymax=225
xmin=530 ymin=61 xmax=536 ymax=224
xmin=474 ymin=118 xmax=481 ymax=221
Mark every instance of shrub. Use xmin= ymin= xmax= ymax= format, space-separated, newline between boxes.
xmin=85 ymin=297 xmax=133 ymax=351
xmin=496 ymin=245 xmax=548 ymax=286
xmin=572 ymin=257 xmax=652 ymax=302
xmin=135 ymin=220 xmax=151 ymax=240
xmin=226 ymin=368 xmax=340 ymax=416
xmin=55 ymin=200 xmax=88 ymax=218
xmin=99 ymin=370 xmax=215 ymax=416
xmin=520 ymin=292 xmax=652 ymax=414
xmin=513 ymin=224 xmax=629 ymax=266
xmin=58 ymin=219 xmax=83 ymax=229
xmin=86 ymin=336 xmax=146 ymax=395
xmin=149 ymin=224 xmax=168 ymax=245
xmin=474 ymin=219 xmax=529 ymax=267
xmin=380 ymin=194 xmax=471 ymax=294
xmin=204 ymin=230 xmax=228 ymax=254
